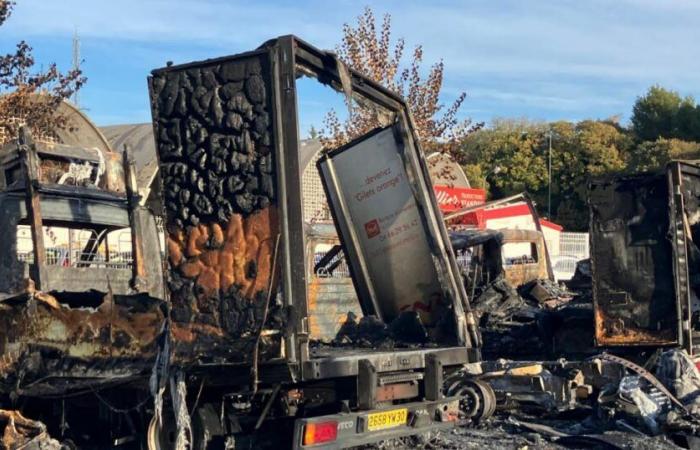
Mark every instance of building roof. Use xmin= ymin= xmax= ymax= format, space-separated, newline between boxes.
xmin=100 ymin=123 xmax=159 ymax=200
xmin=54 ymin=101 xmax=113 ymax=153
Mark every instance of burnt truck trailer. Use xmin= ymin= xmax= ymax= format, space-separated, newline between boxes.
xmin=589 ymin=161 xmax=700 ymax=355
xmin=0 ymin=36 xmax=485 ymax=449
xmin=0 ymin=127 xmax=166 ymax=448
xmin=148 ymin=35 xmax=484 ymax=449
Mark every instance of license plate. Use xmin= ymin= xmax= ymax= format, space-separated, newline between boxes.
xmin=366 ymin=408 xmax=408 ymax=431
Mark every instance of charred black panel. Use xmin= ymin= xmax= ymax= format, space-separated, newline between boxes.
xmin=150 ymin=52 xmax=280 ymax=364
xmin=151 ymin=57 xmax=274 ymax=231
xmin=589 ymin=173 xmax=677 ymax=346
xmin=681 ymin=170 xmax=700 ymax=292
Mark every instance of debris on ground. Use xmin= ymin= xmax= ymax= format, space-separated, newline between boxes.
xmin=0 ymin=410 xmax=61 ymax=450
xmin=655 ymin=349 xmax=700 ymax=415
xmin=518 ymin=279 xmax=574 ymax=309
xmin=433 ymin=349 xmax=700 ymax=450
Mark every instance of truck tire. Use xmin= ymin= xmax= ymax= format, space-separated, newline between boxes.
xmin=191 ymin=404 xmax=226 ymax=450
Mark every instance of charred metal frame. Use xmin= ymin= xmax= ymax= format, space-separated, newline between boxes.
xmin=146 ymin=35 xmax=477 ymax=384
xmin=266 ymin=37 xmax=479 ymax=376
xmin=667 ymin=161 xmax=700 ymax=354
xmin=0 ymin=130 xmax=164 ymax=299
xmin=444 ymin=192 xmax=555 ymax=281
xmin=18 ymin=130 xmax=47 ymax=288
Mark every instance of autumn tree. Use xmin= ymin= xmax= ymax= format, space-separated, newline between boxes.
xmin=321 ymin=7 xmax=480 ymax=157
xmin=0 ymin=0 xmax=85 ymax=145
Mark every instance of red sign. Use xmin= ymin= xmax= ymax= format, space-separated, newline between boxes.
xmin=364 ymin=219 xmax=380 ymax=238
xmin=433 ymin=186 xmax=486 ymax=212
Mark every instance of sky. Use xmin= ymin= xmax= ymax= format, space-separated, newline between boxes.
xmin=1 ymin=0 xmax=699 ymax=135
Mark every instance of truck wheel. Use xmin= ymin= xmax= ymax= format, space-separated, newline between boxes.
xmin=446 ymin=378 xmax=496 ymax=422
xmin=191 ymin=404 xmax=226 ymax=450
xmin=147 ymin=408 xmax=192 ymax=450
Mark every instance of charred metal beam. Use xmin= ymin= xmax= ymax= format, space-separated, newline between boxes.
xmin=18 ymin=128 xmax=46 ymax=289
xmin=424 ymin=353 xmax=443 ymax=401
xmin=357 ymin=359 xmax=377 ymax=410
xmin=123 ymin=145 xmax=147 ymax=290
xmin=272 ymin=36 xmax=307 ymax=367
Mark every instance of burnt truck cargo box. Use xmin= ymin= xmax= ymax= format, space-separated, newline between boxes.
xmin=589 ymin=161 xmax=700 ymax=352
xmin=149 ymin=35 xmax=480 ymax=380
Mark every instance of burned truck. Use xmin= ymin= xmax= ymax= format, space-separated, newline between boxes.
xmin=0 ymin=36 xmax=486 ymax=449
xmin=148 ymin=35 xmax=485 ymax=449
xmin=589 ymin=161 xmax=700 ymax=355
xmin=0 ymin=125 xmax=166 ymax=447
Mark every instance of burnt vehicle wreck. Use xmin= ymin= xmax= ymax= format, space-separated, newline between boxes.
xmin=4 ymin=33 xmax=700 ymax=450
xmin=0 ymin=123 xmax=166 ymax=447
xmin=0 ymin=36 xmax=489 ymax=449
xmin=589 ymin=161 xmax=700 ymax=354
xmin=437 ymin=161 xmax=700 ymax=449
xmin=148 ymin=35 xmax=486 ymax=449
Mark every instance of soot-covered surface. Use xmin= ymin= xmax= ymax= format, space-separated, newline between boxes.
xmin=150 ymin=53 xmax=281 ymax=364
xmin=589 ymin=173 xmax=678 ymax=346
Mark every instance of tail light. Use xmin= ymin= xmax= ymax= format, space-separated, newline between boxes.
xmin=303 ymin=420 xmax=338 ymax=446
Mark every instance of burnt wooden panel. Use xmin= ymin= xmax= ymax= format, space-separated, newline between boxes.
xmin=149 ymin=51 xmax=281 ymax=365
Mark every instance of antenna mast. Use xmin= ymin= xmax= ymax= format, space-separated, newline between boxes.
xmin=72 ymin=28 xmax=80 ymax=107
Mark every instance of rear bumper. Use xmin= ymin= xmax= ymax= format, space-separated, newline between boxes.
xmin=292 ymin=397 xmax=460 ymax=449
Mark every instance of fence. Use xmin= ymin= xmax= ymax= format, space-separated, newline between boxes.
xmin=16 ymin=225 xmax=134 ymax=269
xmin=552 ymin=232 xmax=589 ymax=280
xmin=559 ymin=232 xmax=589 ymax=259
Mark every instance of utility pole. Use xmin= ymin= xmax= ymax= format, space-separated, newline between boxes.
xmin=547 ymin=130 xmax=552 ymax=218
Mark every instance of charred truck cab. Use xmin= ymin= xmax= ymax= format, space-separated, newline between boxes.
xmin=148 ymin=36 xmax=482 ymax=448
xmin=0 ymin=127 xmax=166 ymax=446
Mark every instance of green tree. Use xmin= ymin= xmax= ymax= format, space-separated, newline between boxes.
xmin=553 ymin=121 xmax=629 ymax=229
xmin=459 ymin=118 xmax=630 ymax=230
xmin=678 ymin=101 xmax=700 ymax=141
xmin=631 ymin=85 xmax=697 ymax=141
xmin=461 ymin=163 xmax=486 ymax=190
xmin=628 ymin=138 xmax=700 ymax=173
xmin=460 ymin=118 xmax=548 ymax=198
